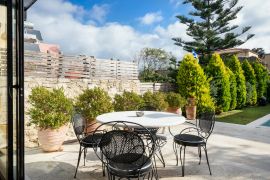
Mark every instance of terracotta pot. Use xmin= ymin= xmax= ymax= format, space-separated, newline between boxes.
xmin=186 ymin=105 xmax=196 ymax=120
xmin=167 ymin=107 xmax=182 ymax=115
xmin=38 ymin=124 xmax=68 ymax=152
xmin=188 ymin=97 xmax=196 ymax=106
xmin=85 ymin=120 xmax=100 ymax=134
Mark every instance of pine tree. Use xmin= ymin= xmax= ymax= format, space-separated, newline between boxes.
xmin=206 ymin=53 xmax=231 ymax=112
xmin=173 ymin=0 xmax=254 ymax=60
xmin=242 ymin=60 xmax=257 ymax=105
xmin=227 ymin=55 xmax=246 ymax=108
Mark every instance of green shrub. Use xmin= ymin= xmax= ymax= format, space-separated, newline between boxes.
xmin=206 ymin=53 xmax=231 ymax=112
xmin=28 ymin=87 xmax=73 ymax=129
xmin=165 ymin=92 xmax=186 ymax=108
xmin=143 ymin=91 xmax=168 ymax=111
xmin=242 ymin=60 xmax=257 ymax=105
xmin=176 ymin=54 xmax=215 ymax=113
xmin=226 ymin=67 xmax=237 ymax=110
xmin=267 ymin=79 xmax=270 ymax=103
xmin=252 ymin=61 xmax=269 ymax=99
xmin=113 ymin=91 xmax=143 ymax=111
xmin=226 ymin=55 xmax=246 ymax=108
xmin=75 ymin=87 xmax=113 ymax=122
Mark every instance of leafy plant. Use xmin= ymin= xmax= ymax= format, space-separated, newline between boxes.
xmin=176 ymin=54 xmax=215 ymax=113
xmin=242 ymin=60 xmax=257 ymax=105
xmin=28 ymin=87 xmax=73 ymax=129
xmin=165 ymin=92 xmax=186 ymax=108
xmin=206 ymin=53 xmax=231 ymax=112
xmin=113 ymin=91 xmax=143 ymax=111
xmin=75 ymin=87 xmax=113 ymax=122
xmin=226 ymin=55 xmax=246 ymax=108
xmin=143 ymin=91 xmax=168 ymax=111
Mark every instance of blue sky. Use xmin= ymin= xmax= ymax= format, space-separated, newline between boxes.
xmin=28 ymin=0 xmax=270 ymax=60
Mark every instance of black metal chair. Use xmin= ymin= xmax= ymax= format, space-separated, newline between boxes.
xmin=71 ymin=113 xmax=105 ymax=178
xmin=171 ymin=112 xmax=215 ymax=176
xmin=134 ymin=105 xmax=167 ymax=168
xmin=93 ymin=121 xmax=157 ymax=180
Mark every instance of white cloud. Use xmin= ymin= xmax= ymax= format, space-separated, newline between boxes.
xmin=169 ymin=0 xmax=182 ymax=8
xmin=138 ymin=12 xmax=163 ymax=25
xmin=28 ymin=0 xmax=187 ymax=61
xmin=89 ymin=4 xmax=109 ymax=24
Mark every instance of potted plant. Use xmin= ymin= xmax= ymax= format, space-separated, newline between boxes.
xmin=165 ymin=92 xmax=186 ymax=115
xmin=75 ymin=87 xmax=113 ymax=132
xmin=28 ymin=87 xmax=73 ymax=152
xmin=186 ymin=96 xmax=197 ymax=120
xmin=113 ymin=91 xmax=143 ymax=111
xmin=142 ymin=91 xmax=168 ymax=111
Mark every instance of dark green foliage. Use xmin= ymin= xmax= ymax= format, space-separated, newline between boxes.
xmin=226 ymin=67 xmax=237 ymax=110
xmin=75 ymin=87 xmax=113 ymax=121
xmin=143 ymin=91 xmax=168 ymax=111
xmin=28 ymin=87 xmax=73 ymax=129
xmin=165 ymin=92 xmax=186 ymax=108
xmin=173 ymin=0 xmax=254 ymax=60
xmin=206 ymin=53 xmax=231 ymax=112
xmin=113 ymin=91 xmax=143 ymax=111
xmin=241 ymin=60 xmax=257 ymax=105
xmin=266 ymin=80 xmax=270 ymax=102
xmin=252 ymin=61 xmax=269 ymax=99
xmin=176 ymin=54 xmax=215 ymax=113
xmin=227 ymin=56 xmax=246 ymax=108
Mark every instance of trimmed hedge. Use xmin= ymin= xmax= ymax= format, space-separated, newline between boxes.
xmin=226 ymin=56 xmax=246 ymax=108
xmin=206 ymin=53 xmax=231 ymax=113
xmin=177 ymin=54 xmax=215 ymax=113
xmin=242 ymin=60 xmax=257 ymax=105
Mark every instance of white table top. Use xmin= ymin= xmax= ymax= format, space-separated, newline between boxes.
xmin=96 ymin=111 xmax=186 ymax=128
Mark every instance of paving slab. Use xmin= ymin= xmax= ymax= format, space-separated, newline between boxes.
xmin=25 ymin=122 xmax=270 ymax=180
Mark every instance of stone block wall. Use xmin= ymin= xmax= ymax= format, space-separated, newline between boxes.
xmin=24 ymin=77 xmax=140 ymax=147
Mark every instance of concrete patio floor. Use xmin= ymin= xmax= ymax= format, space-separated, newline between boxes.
xmin=25 ymin=121 xmax=270 ymax=180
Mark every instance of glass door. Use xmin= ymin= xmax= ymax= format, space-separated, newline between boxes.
xmin=0 ymin=0 xmax=24 ymax=179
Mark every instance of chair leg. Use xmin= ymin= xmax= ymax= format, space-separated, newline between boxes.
xmin=179 ymin=145 xmax=183 ymax=166
xmin=101 ymin=152 xmax=105 ymax=177
xmin=203 ymin=145 xmax=212 ymax=175
xmin=153 ymin=155 xmax=159 ymax=180
xmin=173 ymin=142 xmax=178 ymax=166
xmin=83 ymin=148 xmax=86 ymax=166
xmin=158 ymin=148 xmax=165 ymax=167
xmin=181 ymin=146 xmax=186 ymax=177
xmin=74 ymin=146 xmax=82 ymax=178
xmin=198 ymin=146 xmax=202 ymax=165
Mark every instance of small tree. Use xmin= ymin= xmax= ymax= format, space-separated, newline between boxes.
xmin=226 ymin=55 xmax=246 ymax=108
xmin=206 ymin=53 xmax=231 ymax=112
xmin=242 ymin=60 xmax=257 ymax=105
xmin=113 ymin=91 xmax=143 ymax=111
xmin=252 ymin=61 xmax=269 ymax=99
xmin=177 ymin=54 xmax=214 ymax=113
xmin=226 ymin=67 xmax=237 ymax=110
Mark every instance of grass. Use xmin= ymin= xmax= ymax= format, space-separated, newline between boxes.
xmin=216 ymin=104 xmax=270 ymax=125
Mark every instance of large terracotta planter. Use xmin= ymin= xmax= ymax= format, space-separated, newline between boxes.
xmin=186 ymin=105 xmax=196 ymax=120
xmin=167 ymin=107 xmax=182 ymax=115
xmin=85 ymin=120 xmax=100 ymax=134
xmin=38 ymin=124 xmax=68 ymax=152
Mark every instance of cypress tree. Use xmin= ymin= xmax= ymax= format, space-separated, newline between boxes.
xmin=226 ymin=67 xmax=237 ymax=110
xmin=242 ymin=60 xmax=257 ymax=105
xmin=252 ymin=61 xmax=269 ymax=99
xmin=177 ymin=54 xmax=215 ymax=113
xmin=227 ymin=55 xmax=246 ymax=108
xmin=206 ymin=53 xmax=231 ymax=112
xmin=173 ymin=0 xmax=254 ymax=62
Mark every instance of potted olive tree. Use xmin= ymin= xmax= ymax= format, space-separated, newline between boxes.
xmin=75 ymin=87 xmax=113 ymax=132
xmin=165 ymin=92 xmax=186 ymax=115
xmin=28 ymin=87 xmax=73 ymax=152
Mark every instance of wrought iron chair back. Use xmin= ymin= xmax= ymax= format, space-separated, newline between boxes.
xmin=197 ymin=112 xmax=215 ymax=140
xmin=71 ymin=112 xmax=86 ymax=141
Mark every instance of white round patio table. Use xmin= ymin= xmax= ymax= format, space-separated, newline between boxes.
xmin=96 ymin=111 xmax=186 ymax=128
